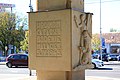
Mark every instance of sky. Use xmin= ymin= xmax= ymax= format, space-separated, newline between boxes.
xmin=0 ymin=0 xmax=36 ymax=14
xmin=85 ymin=0 xmax=120 ymax=33
xmin=0 ymin=0 xmax=120 ymax=33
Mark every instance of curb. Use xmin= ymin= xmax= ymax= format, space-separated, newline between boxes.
xmin=19 ymin=76 xmax=36 ymax=80
xmin=0 ymin=62 xmax=6 ymax=65
xmin=104 ymin=61 xmax=120 ymax=65
xmin=86 ymin=76 xmax=120 ymax=80
xmin=0 ymin=76 xmax=36 ymax=80
xmin=18 ymin=76 xmax=120 ymax=80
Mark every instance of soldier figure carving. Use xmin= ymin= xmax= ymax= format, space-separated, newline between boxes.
xmin=74 ymin=13 xmax=92 ymax=66
xmin=78 ymin=13 xmax=92 ymax=65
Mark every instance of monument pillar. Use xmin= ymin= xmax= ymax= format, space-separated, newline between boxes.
xmin=28 ymin=0 xmax=93 ymax=80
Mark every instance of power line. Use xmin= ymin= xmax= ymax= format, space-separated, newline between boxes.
xmin=85 ymin=0 xmax=120 ymax=4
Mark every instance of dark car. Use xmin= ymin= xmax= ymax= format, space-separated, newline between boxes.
xmin=101 ymin=53 xmax=110 ymax=62
xmin=92 ymin=53 xmax=109 ymax=62
xmin=6 ymin=54 xmax=28 ymax=68
xmin=109 ymin=54 xmax=119 ymax=61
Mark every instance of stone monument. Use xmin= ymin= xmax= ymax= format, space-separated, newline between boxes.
xmin=36 ymin=0 xmax=84 ymax=12
xmin=28 ymin=0 xmax=93 ymax=80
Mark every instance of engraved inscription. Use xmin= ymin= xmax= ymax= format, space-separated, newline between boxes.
xmin=36 ymin=20 xmax=62 ymax=57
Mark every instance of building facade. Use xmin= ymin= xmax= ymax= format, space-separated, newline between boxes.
xmin=102 ymin=33 xmax=120 ymax=54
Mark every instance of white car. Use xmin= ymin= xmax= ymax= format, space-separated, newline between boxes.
xmin=92 ymin=59 xmax=104 ymax=69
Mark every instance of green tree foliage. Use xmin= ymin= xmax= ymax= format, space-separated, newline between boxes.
xmin=20 ymin=31 xmax=28 ymax=51
xmin=110 ymin=28 xmax=117 ymax=32
xmin=92 ymin=34 xmax=100 ymax=51
xmin=0 ymin=12 xmax=26 ymax=56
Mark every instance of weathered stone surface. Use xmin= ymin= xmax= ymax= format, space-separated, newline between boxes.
xmin=29 ymin=0 xmax=92 ymax=80
xmin=72 ymin=11 xmax=92 ymax=69
xmin=37 ymin=70 xmax=85 ymax=80
xmin=36 ymin=0 xmax=84 ymax=12
xmin=28 ymin=9 xmax=92 ymax=71
xmin=29 ymin=10 xmax=71 ymax=71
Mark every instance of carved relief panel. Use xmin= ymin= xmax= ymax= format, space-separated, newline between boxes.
xmin=29 ymin=10 xmax=71 ymax=71
xmin=36 ymin=20 xmax=62 ymax=57
xmin=72 ymin=11 xmax=92 ymax=70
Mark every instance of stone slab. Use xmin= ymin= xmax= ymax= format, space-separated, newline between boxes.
xmin=29 ymin=9 xmax=71 ymax=71
xmin=28 ymin=9 xmax=92 ymax=71
xmin=37 ymin=70 xmax=85 ymax=80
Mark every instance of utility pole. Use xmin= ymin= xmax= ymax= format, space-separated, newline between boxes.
xmin=100 ymin=0 xmax=102 ymax=60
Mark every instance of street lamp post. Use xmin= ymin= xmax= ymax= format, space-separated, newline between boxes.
xmin=29 ymin=0 xmax=33 ymax=12
xmin=100 ymin=0 xmax=102 ymax=60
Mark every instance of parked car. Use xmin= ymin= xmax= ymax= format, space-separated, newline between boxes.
xmin=101 ymin=53 xmax=110 ymax=62
xmin=92 ymin=53 xmax=100 ymax=59
xmin=117 ymin=55 xmax=120 ymax=61
xmin=0 ymin=56 xmax=6 ymax=62
xmin=92 ymin=53 xmax=109 ymax=62
xmin=109 ymin=54 xmax=119 ymax=61
xmin=6 ymin=54 xmax=28 ymax=68
xmin=92 ymin=59 xmax=104 ymax=69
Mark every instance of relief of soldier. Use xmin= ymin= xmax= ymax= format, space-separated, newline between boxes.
xmin=74 ymin=13 xmax=92 ymax=65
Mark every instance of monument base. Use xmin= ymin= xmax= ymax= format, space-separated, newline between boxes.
xmin=37 ymin=70 xmax=85 ymax=80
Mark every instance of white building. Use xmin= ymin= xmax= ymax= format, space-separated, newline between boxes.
xmin=94 ymin=32 xmax=120 ymax=54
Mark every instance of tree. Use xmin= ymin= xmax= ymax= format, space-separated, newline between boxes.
xmin=0 ymin=12 xmax=27 ymax=56
xmin=20 ymin=31 xmax=28 ymax=52
xmin=92 ymin=34 xmax=100 ymax=51
xmin=110 ymin=28 xmax=117 ymax=32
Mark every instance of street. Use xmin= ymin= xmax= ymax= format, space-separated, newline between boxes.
xmin=86 ymin=64 xmax=120 ymax=79
xmin=0 ymin=65 xmax=36 ymax=80
xmin=0 ymin=63 xmax=120 ymax=80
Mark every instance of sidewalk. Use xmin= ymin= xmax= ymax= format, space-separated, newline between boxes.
xmin=0 ymin=76 xmax=36 ymax=80
xmin=0 ymin=61 xmax=120 ymax=80
xmin=14 ymin=76 xmax=120 ymax=80
xmin=86 ymin=76 xmax=120 ymax=80
xmin=19 ymin=76 xmax=36 ymax=80
xmin=0 ymin=61 xmax=6 ymax=65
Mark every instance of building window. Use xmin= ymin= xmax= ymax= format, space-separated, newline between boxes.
xmin=110 ymin=46 xmax=119 ymax=53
